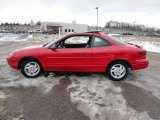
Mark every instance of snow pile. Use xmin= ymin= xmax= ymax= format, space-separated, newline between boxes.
xmin=27 ymin=34 xmax=33 ymax=39
xmin=0 ymin=33 xmax=32 ymax=42
xmin=127 ymin=41 xmax=160 ymax=53
xmin=113 ymin=35 xmax=160 ymax=53
xmin=0 ymin=33 xmax=19 ymax=41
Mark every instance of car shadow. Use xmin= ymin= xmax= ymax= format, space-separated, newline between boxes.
xmin=44 ymin=71 xmax=106 ymax=78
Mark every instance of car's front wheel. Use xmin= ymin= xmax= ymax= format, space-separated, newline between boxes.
xmin=20 ymin=59 xmax=42 ymax=78
xmin=107 ymin=61 xmax=129 ymax=81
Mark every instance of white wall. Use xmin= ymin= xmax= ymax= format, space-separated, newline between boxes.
xmin=41 ymin=22 xmax=88 ymax=34
xmin=61 ymin=23 xmax=88 ymax=34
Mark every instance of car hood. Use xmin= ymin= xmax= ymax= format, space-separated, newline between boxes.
xmin=19 ymin=45 xmax=43 ymax=50
xmin=12 ymin=45 xmax=45 ymax=56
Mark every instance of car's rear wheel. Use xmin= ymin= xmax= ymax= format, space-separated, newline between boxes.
xmin=107 ymin=61 xmax=129 ymax=81
xmin=20 ymin=59 xmax=42 ymax=78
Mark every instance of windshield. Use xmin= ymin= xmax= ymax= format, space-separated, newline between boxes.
xmin=44 ymin=36 xmax=64 ymax=48
xmin=44 ymin=40 xmax=57 ymax=48
xmin=108 ymin=34 xmax=126 ymax=44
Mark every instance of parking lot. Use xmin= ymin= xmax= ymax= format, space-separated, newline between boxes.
xmin=0 ymin=39 xmax=160 ymax=120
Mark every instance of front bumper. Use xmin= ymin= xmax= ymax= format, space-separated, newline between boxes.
xmin=6 ymin=56 xmax=19 ymax=69
xmin=131 ymin=59 xmax=149 ymax=70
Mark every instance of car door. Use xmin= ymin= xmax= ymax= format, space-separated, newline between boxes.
xmin=91 ymin=36 xmax=113 ymax=72
xmin=44 ymin=35 xmax=93 ymax=72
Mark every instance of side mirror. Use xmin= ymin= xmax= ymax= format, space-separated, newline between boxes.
xmin=49 ymin=44 xmax=57 ymax=50
xmin=43 ymin=43 xmax=49 ymax=47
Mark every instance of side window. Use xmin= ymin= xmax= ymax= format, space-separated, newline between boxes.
xmin=64 ymin=36 xmax=89 ymax=44
xmin=61 ymin=36 xmax=91 ymax=48
xmin=92 ymin=37 xmax=109 ymax=47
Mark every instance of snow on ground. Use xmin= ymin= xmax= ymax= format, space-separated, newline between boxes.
xmin=0 ymin=33 xmax=32 ymax=42
xmin=109 ymin=34 xmax=160 ymax=53
xmin=127 ymin=41 xmax=160 ymax=53
xmin=0 ymin=91 xmax=8 ymax=112
xmin=0 ymin=33 xmax=57 ymax=44
xmin=1 ymin=33 xmax=160 ymax=53
xmin=0 ymin=91 xmax=7 ymax=99
xmin=0 ymin=34 xmax=60 ymax=94
xmin=0 ymin=37 xmax=48 ymax=92
xmin=0 ymin=66 xmax=60 ymax=94
xmin=114 ymin=35 xmax=160 ymax=53
xmin=67 ymin=74 xmax=151 ymax=120
xmin=0 ymin=34 xmax=159 ymax=119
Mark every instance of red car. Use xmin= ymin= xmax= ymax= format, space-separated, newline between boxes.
xmin=6 ymin=32 xmax=149 ymax=81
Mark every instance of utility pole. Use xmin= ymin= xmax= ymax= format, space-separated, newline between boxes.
xmin=95 ymin=7 xmax=99 ymax=30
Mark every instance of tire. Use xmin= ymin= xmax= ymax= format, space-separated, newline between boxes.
xmin=107 ymin=61 xmax=129 ymax=81
xmin=20 ymin=59 xmax=42 ymax=78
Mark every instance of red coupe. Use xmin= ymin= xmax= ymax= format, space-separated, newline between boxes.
xmin=6 ymin=32 xmax=149 ymax=80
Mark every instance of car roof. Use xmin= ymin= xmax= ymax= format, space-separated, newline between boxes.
xmin=65 ymin=31 xmax=105 ymax=37
xmin=47 ymin=31 xmax=119 ymax=48
xmin=62 ymin=31 xmax=118 ymax=45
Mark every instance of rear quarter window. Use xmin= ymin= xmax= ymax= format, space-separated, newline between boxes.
xmin=92 ymin=36 xmax=110 ymax=47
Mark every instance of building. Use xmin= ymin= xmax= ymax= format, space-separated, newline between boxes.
xmin=0 ymin=23 xmax=41 ymax=34
xmin=41 ymin=21 xmax=88 ymax=35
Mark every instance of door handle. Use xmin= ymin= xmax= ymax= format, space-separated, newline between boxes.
xmin=81 ymin=53 xmax=89 ymax=56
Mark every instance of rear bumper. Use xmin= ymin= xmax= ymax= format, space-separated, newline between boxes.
xmin=6 ymin=56 xmax=19 ymax=69
xmin=131 ymin=59 xmax=149 ymax=70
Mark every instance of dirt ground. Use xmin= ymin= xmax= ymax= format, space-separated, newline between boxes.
xmin=0 ymin=38 xmax=160 ymax=120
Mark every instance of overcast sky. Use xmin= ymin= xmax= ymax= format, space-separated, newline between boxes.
xmin=0 ymin=0 xmax=160 ymax=28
